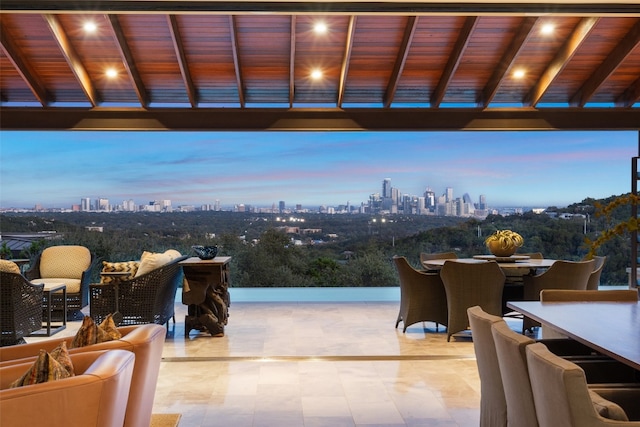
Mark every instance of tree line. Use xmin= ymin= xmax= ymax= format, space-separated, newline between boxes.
xmin=0 ymin=194 xmax=633 ymax=287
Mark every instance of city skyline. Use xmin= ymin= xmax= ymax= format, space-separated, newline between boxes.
xmin=0 ymin=130 xmax=637 ymax=210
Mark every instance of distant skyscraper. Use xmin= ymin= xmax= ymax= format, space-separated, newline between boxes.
xmin=446 ymin=187 xmax=454 ymax=203
xmin=479 ymin=194 xmax=487 ymax=210
xmin=81 ymin=197 xmax=91 ymax=212
xmin=382 ymin=178 xmax=392 ymax=198
xmin=279 ymin=201 xmax=285 ymax=214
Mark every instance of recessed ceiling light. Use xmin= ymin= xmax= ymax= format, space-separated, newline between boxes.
xmin=311 ymin=69 xmax=323 ymax=80
xmin=106 ymin=68 xmax=118 ymax=78
xmin=83 ymin=22 xmax=97 ymax=33
xmin=513 ymin=69 xmax=525 ymax=79
xmin=314 ymin=22 xmax=328 ymax=34
xmin=541 ymin=23 xmax=554 ymax=35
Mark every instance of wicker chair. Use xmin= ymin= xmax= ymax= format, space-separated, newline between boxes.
xmin=419 ymin=251 xmax=458 ymax=271
xmin=586 ymin=256 xmax=607 ymax=291
xmin=440 ymin=260 xmax=505 ymax=341
xmin=25 ymin=245 xmax=96 ymax=320
xmin=0 ymin=271 xmax=44 ymax=346
xmin=522 ymin=259 xmax=595 ymax=332
xmin=90 ymin=256 xmax=187 ymax=327
xmin=393 ymin=256 xmax=448 ymax=332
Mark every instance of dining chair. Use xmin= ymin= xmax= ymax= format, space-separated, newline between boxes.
xmin=467 ymin=306 xmax=507 ymax=427
xmin=393 ymin=256 xmax=448 ymax=332
xmin=419 ymin=251 xmax=458 ymax=271
xmin=539 ymin=289 xmax=638 ymax=339
xmin=586 ymin=256 xmax=607 ymax=291
xmin=526 ymin=342 xmax=640 ymax=426
xmin=502 ymin=252 xmax=545 ymax=316
xmin=492 ymin=320 xmax=640 ymax=427
xmin=440 ymin=260 xmax=505 ymax=341
xmin=522 ymin=259 xmax=595 ymax=332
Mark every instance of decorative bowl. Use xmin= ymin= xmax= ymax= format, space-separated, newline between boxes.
xmin=192 ymin=245 xmax=218 ymax=260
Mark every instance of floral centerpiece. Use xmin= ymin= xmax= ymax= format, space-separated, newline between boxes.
xmin=484 ymin=230 xmax=524 ymax=257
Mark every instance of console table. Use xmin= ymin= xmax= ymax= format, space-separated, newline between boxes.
xmin=179 ymin=257 xmax=231 ymax=337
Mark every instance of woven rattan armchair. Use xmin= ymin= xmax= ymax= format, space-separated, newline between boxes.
xmin=90 ymin=256 xmax=187 ymax=327
xmin=1 ymin=271 xmax=44 ymax=346
xmin=393 ymin=256 xmax=448 ymax=332
xmin=25 ymin=245 xmax=96 ymax=320
xmin=419 ymin=251 xmax=458 ymax=271
xmin=522 ymin=259 xmax=595 ymax=331
xmin=440 ymin=260 xmax=505 ymax=342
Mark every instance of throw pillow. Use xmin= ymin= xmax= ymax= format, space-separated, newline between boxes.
xmin=100 ymin=260 xmax=139 ymax=283
xmin=99 ymin=313 xmax=122 ymax=340
xmin=135 ymin=251 xmax=172 ymax=277
xmin=49 ymin=341 xmax=75 ymax=377
xmin=10 ymin=349 xmax=71 ymax=388
xmin=0 ymin=260 xmax=21 ymax=274
xmin=163 ymin=249 xmax=182 ymax=261
xmin=71 ymin=316 xmax=115 ymax=348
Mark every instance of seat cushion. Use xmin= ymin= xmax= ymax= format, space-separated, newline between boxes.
xmin=33 ymin=278 xmax=82 ymax=294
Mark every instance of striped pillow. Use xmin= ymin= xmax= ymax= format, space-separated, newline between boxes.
xmin=100 ymin=260 xmax=139 ymax=283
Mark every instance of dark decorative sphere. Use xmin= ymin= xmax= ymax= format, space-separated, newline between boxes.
xmin=192 ymin=245 xmax=218 ymax=260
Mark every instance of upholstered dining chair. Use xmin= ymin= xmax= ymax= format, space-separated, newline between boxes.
xmin=440 ymin=260 xmax=505 ymax=341
xmin=467 ymin=306 xmax=508 ymax=427
xmin=419 ymin=251 xmax=458 ymax=271
xmin=526 ymin=342 xmax=640 ymax=426
xmin=393 ymin=256 xmax=448 ymax=332
xmin=586 ymin=256 xmax=607 ymax=291
xmin=25 ymin=245 xmax=95 ymax=320
xmin=522 ymin=259 xmax=595 ymax=332
xmin=0 ymin=260 xmax=44 ymax=346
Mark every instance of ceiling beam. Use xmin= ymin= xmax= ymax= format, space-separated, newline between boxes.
xmin=431 ymin=16 xmax=478 ymax=107
xmin=2 ymin=108 xmax=638 ymax=131
xmin=289 ymin=15 xmax=296 ymax=107
xmin=229 ymin=15 xmax=246 ymax=108
xmin=478 ymin=16 xmax=538 ymax=107
xmin=617 ymin=76 xmax=640 ymax=107
xmin=2 ymin=1 xmax=640 ymax=16
xmin=384 ymin=16 xmax=418 ymax=108
xmin=570 ymin=19 xmax=640 ymax=106
xmin=337 ymin=16 xmax=357 ymax=108
xmin=107 ymin=14 xmax=149 ymax=107
xmin=43 ymin=14 xmax=99 ymax=106
xmin=524 ymin=17 xmax=598 ymax=107
xmin=0 ymin=24 xmax=49 ymax=105
xmin=167 ymin=15 xmax=197 ymax=107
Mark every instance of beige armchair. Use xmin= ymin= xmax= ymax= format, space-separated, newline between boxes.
xmin=526 ymin=342 xmax=640 ymax=426
xmin=393 ymin=256 xmax=448 ymax=332
xmin=0 ymin=323 xmax=166 ymax=427
xmin=440 ymin=260 xmax=505 ymax=341
xmin=25 ymin=245 xmax=95 ymax=320
xmin=0 ymin=349 xmax=135 ymax=427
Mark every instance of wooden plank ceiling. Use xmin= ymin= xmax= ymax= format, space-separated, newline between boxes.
xmin=1 ymin=1 xmax=639 ymax=130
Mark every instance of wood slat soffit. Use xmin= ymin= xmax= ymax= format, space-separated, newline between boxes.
xmin=1 ymin=1 xmax=639 ymax=130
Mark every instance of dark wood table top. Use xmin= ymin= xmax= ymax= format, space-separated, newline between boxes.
xmin=422 ymin=258 xmax=555 ymax=270
xmin=507 ymin=300 xmax=640 ymax=370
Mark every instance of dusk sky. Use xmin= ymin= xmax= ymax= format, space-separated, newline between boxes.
xmin=1 ymin=130 xmax=637 ymax=210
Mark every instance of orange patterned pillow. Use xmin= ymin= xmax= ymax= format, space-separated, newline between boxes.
xmin=100 ymin=261 xmax=139 ymax=283
xmin=10 ymin=349 xmax=72 ymax=388
xmin=71 ymin=315 xmax=121 ymax=348
xmin=49 ymin=341 xmax=75 ymax=376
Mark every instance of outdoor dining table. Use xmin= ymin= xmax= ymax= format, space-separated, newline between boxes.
xmin=507 ymin=300 xmax=640 ymax=370
xmin=421 ymin=256 xmax=555 ymax=272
